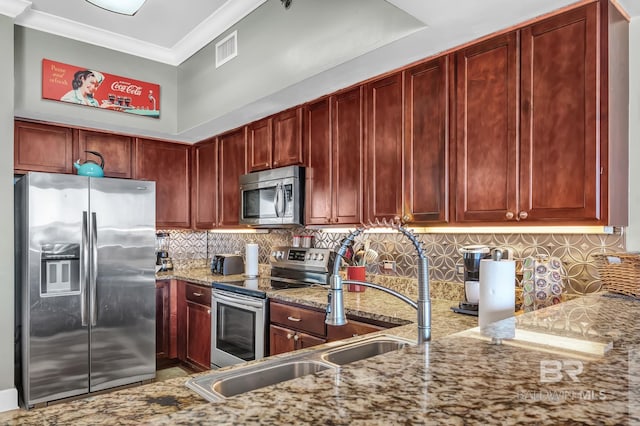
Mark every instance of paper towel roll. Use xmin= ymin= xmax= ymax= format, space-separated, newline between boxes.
xmin=479 ymin=258 xmax=516 ymax=337
xmin=245 ymin=243 xmax=259 ymax=277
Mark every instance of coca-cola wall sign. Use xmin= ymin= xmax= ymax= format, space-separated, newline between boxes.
xmin=42 ymin=59 xmax=160 ymax=118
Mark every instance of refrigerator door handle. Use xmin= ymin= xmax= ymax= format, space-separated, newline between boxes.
xmin=81 ymin=211 xmax=89 ymax=327
xmin=91 ymin=212 xmax=98 ymax=327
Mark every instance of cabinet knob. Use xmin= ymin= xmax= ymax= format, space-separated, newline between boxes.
xmin=402 ymin=214 xmax=413 ymax=223
xmin=273 ymin=161 xmax=278 ymax=166
xmin=286 ymin=333 xmax=294 ymax=340
xmin=207 ymin=309 xmax=210 ymax=315
xmin=293 ymin=334 xmax=299 ymax=341
xmin=287 ymin=316 xmax=301 ymax=322
xmin=326 ymin=217 xmax=331 ymax=223
xmin=505 ymin=211 xmax=514 ymax=220
xmin=518 ymin=211 xmax=529 ymax=220
xmin=265 ymin=163 xmax=269 ymax=167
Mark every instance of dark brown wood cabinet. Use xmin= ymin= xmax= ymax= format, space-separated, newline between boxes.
xmin=455 ymin=32 xmax=518 ymax=223
xmin=14 ymin=120 xmax=74 ymax=174
xmin=247 ymin=108 xmax=303 ymax=173
xmin=455 ymin=3 xmax=602 ymax=224
xmin=269 ymin=300 xmax=327 ymax=356
xmin=218 ymin=128 xmax=247 ymax=227
xmin=364 ymin=73 xmax=404 ymax=224
xmin=404 ymin=56 xmax=452 ymax=224
xmin=247 ymin=118 xmax=273 ymax=172
xmin=192 ymin=139 xmax=218 ymax=229
xmin=305 ymin=87 xmax=363 ymax=225
xmin=177 ymin=281 xmax=211 ymax=371
xmin=156 ymin=280 xmax=171 ymax=359
xmin=77 ymin=130 xmax=133 ymax=178
xmin=326 ymin=320 xmax=385 ymax=341
xmin=135 ymin=138 xmax=191 ymax=228
xmin=519 ymin=4 xmax=599 ymax=222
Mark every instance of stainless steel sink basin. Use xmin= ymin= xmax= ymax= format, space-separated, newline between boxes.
xmin=186 ymin=359 xmax=335 ymax=402
xmin=186 ymin=335 xmax=415 ymax=402
xmin=321 ymin=336 xmax=413 ymax=366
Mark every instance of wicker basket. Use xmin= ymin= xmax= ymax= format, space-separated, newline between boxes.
xmin=593 ymin=253 xmax=640 ymax=297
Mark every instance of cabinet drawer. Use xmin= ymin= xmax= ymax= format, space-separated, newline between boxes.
xmin=270 ymin=301 xmax=326 ymax=337
xmin=185 ymin=283 xmax=211 ymax=307
xmin=327 ymin=320 xmax=385 ymax=341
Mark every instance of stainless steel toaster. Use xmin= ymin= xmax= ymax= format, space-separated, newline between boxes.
xmin=211 ymin=254 xmax=244 ymax=275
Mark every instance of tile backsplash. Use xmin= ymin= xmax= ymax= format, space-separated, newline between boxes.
xmin=161 ymin=228 xmax=624 ymax=295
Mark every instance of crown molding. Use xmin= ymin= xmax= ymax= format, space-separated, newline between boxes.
xmin=5 ymin=0 xmax=267 ymax=66
xmin=0 ymin=0 xmax=31 ymax=18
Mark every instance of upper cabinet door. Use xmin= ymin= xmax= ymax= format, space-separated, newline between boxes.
xmin=332 ymin=87 xmax=363 ymax=225
xmin=14 ymin=121 xmax=74 ymax=174
xmin=404 ymin=56 xmax=451 ymax=224
xmin=455 ymin=32 xmax=519 ymax=223
xmin=77 ymin=130 xmax=133 ymax=178
xmin=192 ymin=139 xmax=218 ymax=230
xmin=364 ymin=73 xmax=403 ymax=224
xmin=520 ymin=3 xmax=599 ymax=222
xmin=247 ymin=118 xmax=273 ymax=172
xmin=218 ymin=127 xmax=247 ymax=228
xmin=135 ymin=139 xmax=191 ymax=229
xmin=304 ymin=98 xmax=333 ymax=225
xmin=272 ymin=107 xmax=304 ymax=168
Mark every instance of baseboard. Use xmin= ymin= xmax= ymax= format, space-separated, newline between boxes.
xmin=0 ymin=387 xmax=18 ymax=413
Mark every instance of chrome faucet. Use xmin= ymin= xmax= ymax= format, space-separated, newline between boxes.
xmin=325 ymin=220 xmax=432 ymax=343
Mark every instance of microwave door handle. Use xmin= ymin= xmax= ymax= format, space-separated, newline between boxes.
xmin=273 ymin=183 xmax=283 ymax=218
xmin=277 ymin=183 xmax=286 ymax=217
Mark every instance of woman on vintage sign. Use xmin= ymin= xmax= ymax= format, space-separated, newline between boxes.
xmin=60 ymin=69 xmax=105 ymax=107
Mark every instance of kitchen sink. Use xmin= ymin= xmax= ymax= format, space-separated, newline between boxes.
xmin=321 ymin=336 xmax=413 ymax=366
xmin=186 ymin=359 xmax=336 ymax=402
xmin=186 ymin=335 xmax=415 ymax=402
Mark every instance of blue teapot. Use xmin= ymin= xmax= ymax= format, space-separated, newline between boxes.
xmin=74 ymin=151 xmax=105 ymax=177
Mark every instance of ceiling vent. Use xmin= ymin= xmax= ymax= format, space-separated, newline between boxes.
xmin=216 ymin=31 xmax=238 ymax=68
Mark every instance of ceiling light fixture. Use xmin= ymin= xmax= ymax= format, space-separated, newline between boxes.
xmin=86 ymin=0 xmax=147 ymax=16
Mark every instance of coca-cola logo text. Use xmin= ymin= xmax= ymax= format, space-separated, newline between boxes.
xmin=110 ymin=81 xmax=143 ymax=96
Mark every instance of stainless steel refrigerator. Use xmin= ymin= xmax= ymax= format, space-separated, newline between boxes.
xmin=14 ymin=172 xmax=156 ymax=408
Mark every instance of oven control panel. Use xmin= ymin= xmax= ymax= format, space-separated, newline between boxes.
xmin=270 ymin=246 xmax=334 ymax=272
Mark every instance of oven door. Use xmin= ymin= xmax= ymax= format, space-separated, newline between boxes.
xmin=211 ymin=290 xmax=267 ymax=368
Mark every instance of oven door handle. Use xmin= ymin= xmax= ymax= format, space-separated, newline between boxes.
xmin=213 ymin=291 xmax=266 ymax=309
xmin=271 ymin=276 xmax=326 ymax=287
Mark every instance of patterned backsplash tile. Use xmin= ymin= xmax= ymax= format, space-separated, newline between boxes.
xmin=159 ymin=228 xmax=625 ymax=295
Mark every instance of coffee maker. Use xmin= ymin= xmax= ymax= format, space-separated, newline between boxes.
xmin=156 ymin=232 xmax=173 ymax=272
xmin=452 ymin=245 xmax=491 ymax=316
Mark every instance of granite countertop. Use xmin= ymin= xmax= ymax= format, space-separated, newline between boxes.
xmin=3 ymin=270 xmax=636 ymax=424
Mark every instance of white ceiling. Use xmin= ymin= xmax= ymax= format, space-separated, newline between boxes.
xmin=2 ymin=0 xmax=637 ymax=67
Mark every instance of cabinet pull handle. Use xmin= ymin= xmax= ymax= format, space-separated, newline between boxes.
xmin=193 ymin=292 xmax=202 ymax=297
xmin=505 ymin=211 xmax=514 ymax=220
xmin=293 ymin=335 xmax=299 ymax=341
xmin=287 ymin=316 xmax=301 ymax=322
xmin=518 ymin=211 xmax=529 ymax=220
xmin=286 ymin=333 xmax=294 ymax=340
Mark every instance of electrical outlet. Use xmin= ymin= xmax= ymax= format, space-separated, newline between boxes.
xmin=456 ymin=265 xmax=464 ymax=274
xmin=383 ymin=260 xmax=396 ymax=271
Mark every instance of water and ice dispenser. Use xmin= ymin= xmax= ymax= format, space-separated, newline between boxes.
xmin=40 ymin=243 xmax=80 ymax=296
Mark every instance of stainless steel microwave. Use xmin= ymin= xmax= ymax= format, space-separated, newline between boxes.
xmin=239 ymin=166 xmax=304 ymax=227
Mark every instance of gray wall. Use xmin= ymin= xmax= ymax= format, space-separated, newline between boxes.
xmin=14 ymin=27 xmax=179 ymax=140
xmin=177 ymin=0 xmax=423 ymax=136
xmin=0 ymin=14 xmax=15 ymax=407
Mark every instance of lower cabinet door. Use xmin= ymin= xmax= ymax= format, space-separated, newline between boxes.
xmin=186 ymin=302 xmax=211 ymax=370
xmin=269 ymin=324 xmax=297 ymax=356
xmin=295 ymin=331 xmax=326 ymax=350
xmin=155 ymin=281 xmax=170 ymax=358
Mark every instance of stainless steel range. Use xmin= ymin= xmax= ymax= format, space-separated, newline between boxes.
xmin=210 ymin=246 xmax=335 ymax=368
xmin=270 ymin=246 xmax=335 ymax=288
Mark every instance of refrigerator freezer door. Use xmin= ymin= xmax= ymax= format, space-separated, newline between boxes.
xmin=20 ymin=173 xmax=90 ymax=405
xmin=88 ymin=178 xmax=156 ymax=391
